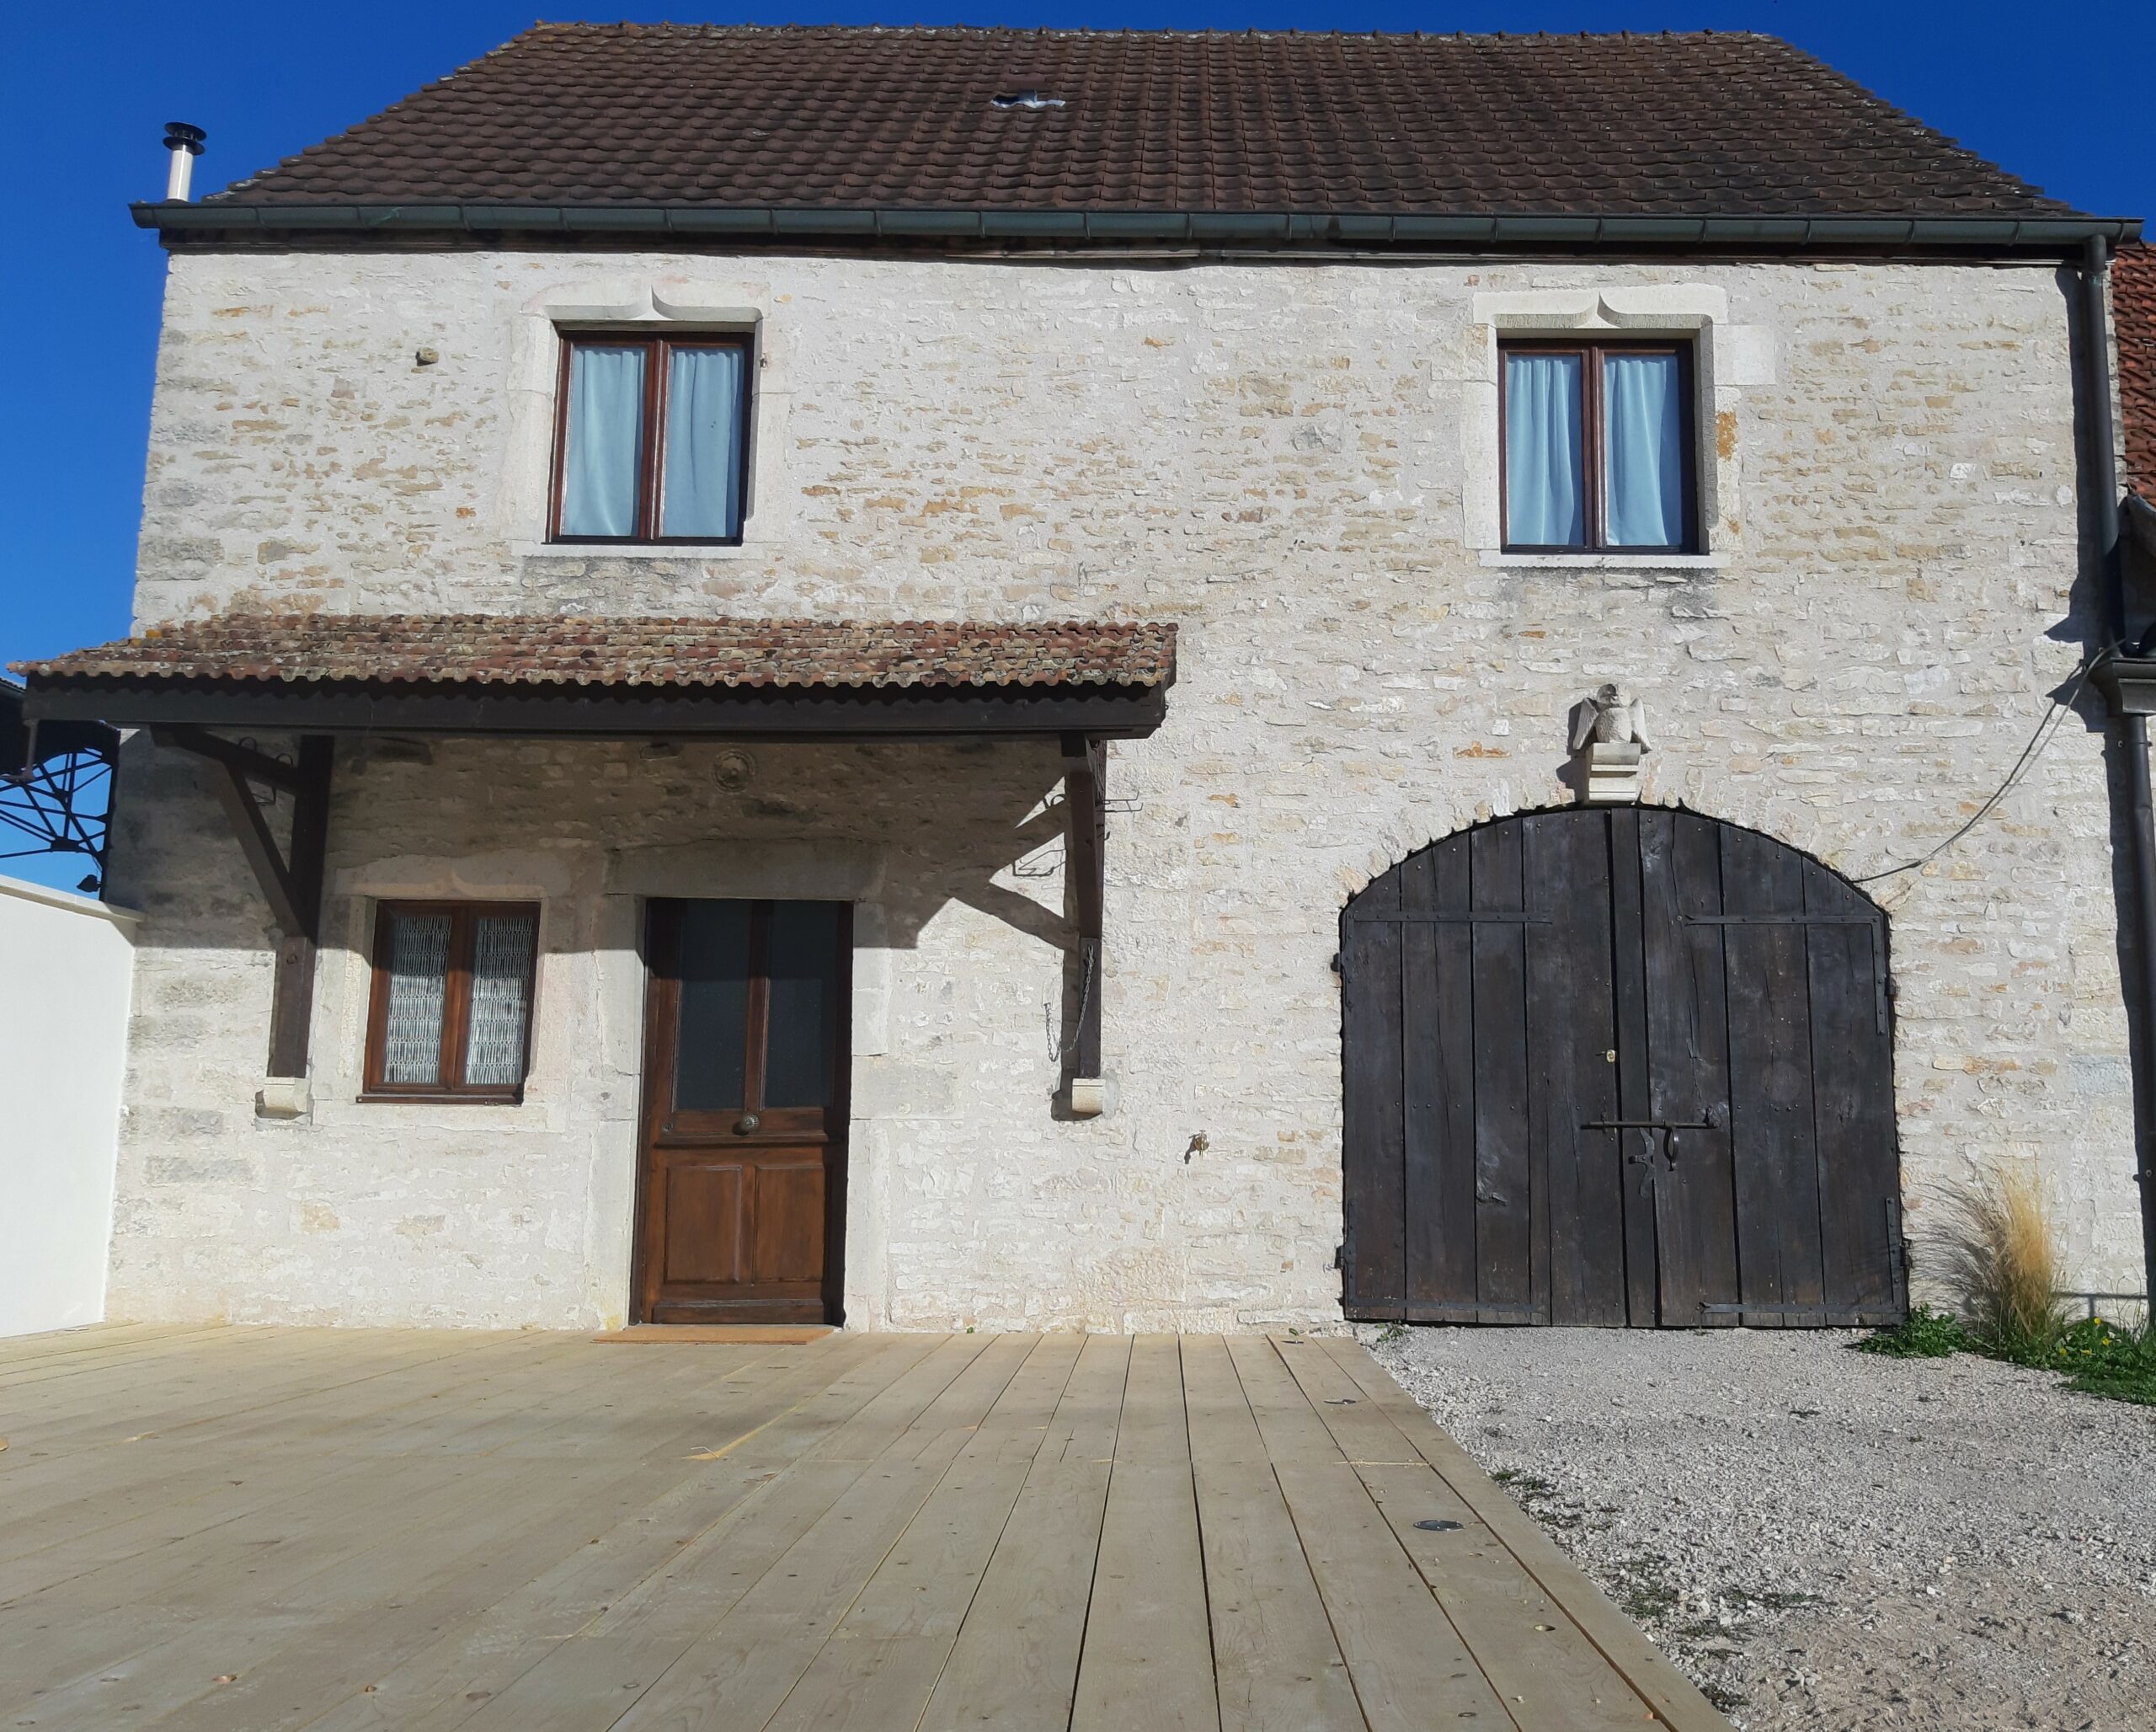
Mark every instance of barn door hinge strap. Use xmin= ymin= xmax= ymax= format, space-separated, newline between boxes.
xmin=1347 ymin=910 xmax=1550 ymax=924
xmin=1886 ymin=1194 xmax=1911 ymax=1318
xmin=1682 ymin=912 xmax=1890 ymax=1034
xmin=1678 ymin=914 xmax=1881 ymax=925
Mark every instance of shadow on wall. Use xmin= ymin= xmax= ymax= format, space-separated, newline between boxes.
xmin=105 ymin=730 xmax=1095 ymax=1074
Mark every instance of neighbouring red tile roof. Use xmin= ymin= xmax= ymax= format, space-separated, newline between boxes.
xmin=205 ymin=24 xmax=2075 ymax=220
xmin=2118 ymin=243 xmax=2156 ymax=501
xmin=9 ymin=615 xmax=1177 ymax=692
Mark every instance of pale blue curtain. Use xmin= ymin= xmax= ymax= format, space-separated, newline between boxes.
xmin=1604 ymin=353 xmax=1686 ymax=547
xmin=560 ymin=345 xmax=645 ymax=536
xmin=1504 ymin=352 xmax=1584 ymax=546
xmin=660 ymin=346 xmax=747 ymax=539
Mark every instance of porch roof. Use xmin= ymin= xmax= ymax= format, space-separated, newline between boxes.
xmin=11 ymin=612 xmax=1177 ymax=739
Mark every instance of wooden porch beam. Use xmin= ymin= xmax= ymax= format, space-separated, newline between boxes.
xmin=1061 ymin=732 xmax=1106 ymax=1085
xmin=267 ymin=737 xmax=334 ymax=1078
xmin=150 ymin=724 xmax=302 ymax=794
xmin=157 ymin=730 xmax=334 ymax=1079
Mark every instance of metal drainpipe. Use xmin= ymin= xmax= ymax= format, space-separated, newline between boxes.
xmin=2081 ymin=234 xmax=2156 ymax=1293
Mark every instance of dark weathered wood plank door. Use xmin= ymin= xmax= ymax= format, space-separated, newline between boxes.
xmin=1638 ymin=811 xmax=1742 ymax=1326
xmin=1341 ymin=810 xmax=1900 ymax=1327
xmin=635 ymin=899 xmax=851 ymax=1325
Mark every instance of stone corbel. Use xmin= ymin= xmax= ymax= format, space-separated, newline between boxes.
xmin=1567 ymin=685 xmax=1654 ymax=805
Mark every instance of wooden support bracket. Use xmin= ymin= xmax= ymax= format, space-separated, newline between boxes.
xmin=1060 ymin=732 xmax=1107 ymax=1088
xmin=155 ymin=730 xmax=334 ymax=1078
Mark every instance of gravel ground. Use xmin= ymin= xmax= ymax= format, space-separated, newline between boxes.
xmin=1364 ymin=1325 xmax=2156 ymax=1730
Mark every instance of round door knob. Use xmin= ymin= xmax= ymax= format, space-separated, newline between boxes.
xmin=734 ymin=1112 xmax=761 ymax=1134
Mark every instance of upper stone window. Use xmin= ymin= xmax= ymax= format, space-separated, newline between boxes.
xmin=551 ymin=331 xmax=753 ymax=545
xmin=1501 ymin=338 xmax=1697 ymax=553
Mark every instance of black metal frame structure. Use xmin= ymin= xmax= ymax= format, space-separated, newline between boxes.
xmin=1 ymin=678 xmax=117 ymax=894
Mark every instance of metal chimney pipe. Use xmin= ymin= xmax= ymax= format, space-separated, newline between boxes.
xmin=163 ymin=122 xmax=206 ymax=201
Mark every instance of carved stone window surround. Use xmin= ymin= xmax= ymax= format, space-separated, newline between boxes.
xmin=1461 ymin=283 xmax=1775 ymax=562
xmin=500 ymin=275 xmax=792 ymax=558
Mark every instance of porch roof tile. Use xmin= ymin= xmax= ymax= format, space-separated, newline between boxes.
xmin=10 ymin=613 xmax=1177 ymax=692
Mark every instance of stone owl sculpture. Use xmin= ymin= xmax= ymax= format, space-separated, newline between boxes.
xmin=1570 ymin=682 xmax=1654 ymax=753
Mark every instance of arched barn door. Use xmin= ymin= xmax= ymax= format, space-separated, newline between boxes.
xmin=1340 ymin=808 xmax=1903 ymax=1328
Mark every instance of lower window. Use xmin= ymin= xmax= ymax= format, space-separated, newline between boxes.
xmin=362 ymin=901 xmax=540 ymax=1101
xmin=1502 ymin=339 xmax=1697 ymax=553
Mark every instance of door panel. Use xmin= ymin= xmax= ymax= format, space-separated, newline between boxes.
xmin=1639 ymin=810 xmax=1742 ymax=1325
xmin=1341 ymin=810 xmax=1899 ymax=1327
xmin=1468 ymin=821 xmax=1534 ymax=1322
xmin=663 ymin=1161 xmax=744 ymax=1284
xmin=636 ymin=899 xmax=850 ymax=1325
xmin=1527 ymin=810 xmax=1623 ymax=1326
xmin=750 ymin=1161 xmax=829 ymax=1284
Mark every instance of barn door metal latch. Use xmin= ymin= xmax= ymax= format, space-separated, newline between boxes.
xmin=1581 ymin=1116 xmax=1718 ymax=1195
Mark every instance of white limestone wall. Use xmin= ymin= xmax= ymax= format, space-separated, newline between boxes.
xmin=104 ymin=248 xmax=2143 ymax=1326
xmin=0 ymin=878 xmax=138 ymax=1335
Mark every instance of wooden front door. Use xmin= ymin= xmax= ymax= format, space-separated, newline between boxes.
xmin=1340 ymin=809 xmax=1903 ymax=1328
xmin=635 ymin=899 xmax=851 ymax=1325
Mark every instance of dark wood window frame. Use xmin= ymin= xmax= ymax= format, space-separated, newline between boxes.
xmin=1498 ymin=337 xmax=1700 ymax=554
xmin=547 ymin=329 xmax=755 ymax=547
xmin=360 ymin=901 xmax=542 ymax=1104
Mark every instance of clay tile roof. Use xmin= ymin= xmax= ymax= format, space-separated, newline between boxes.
xmin=205 ymin=24 xmax=2077 ymax=219
xmin=2118 ymin=243 xmax=2156 ymax=501
xmin=8 ymin=615 xmax=1177 ymax=692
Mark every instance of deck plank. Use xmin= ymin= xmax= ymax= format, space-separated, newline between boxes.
xmin=915 ymin=1334 xmax=1129 ymax=1732
xmin=1225 ymin=1338 xmax=1512 ymax=1732
xmin=0 ymin=1329 xmax=1731 ymax=1732
xmin=302 ymin=1336 xmax=941 ymax=1732
xmin=1069 ymin=1335 xmax=1219 ymax=1732
xmin=1316 ymin=1335 xmax=1732 ymax=1732
xmin=1276 ymin=1336 xmax=1656 ymax=1731
xmin=599 ymin=1334 xmax=1038 ymax=1732
xmin=760 ymin=1334 xmax=1085 ymax=1731
xmin=1182 ymin=1336 xmax=1364 ymax=1732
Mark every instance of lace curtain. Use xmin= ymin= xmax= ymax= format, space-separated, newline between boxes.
xmin=463 ymin=914 xmax=537 ymax=1087
xmin=381 ymin=911 xmax=452 ymax=1083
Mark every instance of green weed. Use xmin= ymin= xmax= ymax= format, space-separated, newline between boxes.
xmin=1854 ymin=1304 xmax=1969 ymax=1359
xmin=2048 ymin=1314 xmax=2156 ymax=1406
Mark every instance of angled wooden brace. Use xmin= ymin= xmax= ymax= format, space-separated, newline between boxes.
xmin=154 ymin=727 xmax=334 ymax=1078
xmin=1060 ymin=732 xmax=1107 ymax=1098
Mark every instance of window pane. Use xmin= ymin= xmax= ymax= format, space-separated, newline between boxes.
xmin=1604 ymin=353 xmax=1687 ymax=548
xmin=762 ymin=902 xmax=841 ymax=1109
xmin=463 ymin=913 xmax=537 ymax=1088
xmin=559 ymin=345 xmax=645 ymax=536
xmin=660 ymin=346 xmax=747 ymax=539
xmin=382 ymin=911 xmax=452 ymax=1084
xmin=674 ymin=901 xmax=751 ymax=1110
xmin=1504 ymin=352 xmax=1585 ymax=546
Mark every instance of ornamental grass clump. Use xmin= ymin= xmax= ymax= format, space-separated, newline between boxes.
xmin=1938 ymin=1163 xmax=2072 ymax=1364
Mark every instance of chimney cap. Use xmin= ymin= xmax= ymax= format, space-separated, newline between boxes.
xmin=163 ymin=121 xmax=206 ymax=155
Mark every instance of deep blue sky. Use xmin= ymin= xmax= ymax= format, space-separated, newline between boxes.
xmin=1 ymin=2 xmax=2146 ymax=667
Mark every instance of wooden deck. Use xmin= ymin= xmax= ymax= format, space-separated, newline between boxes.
xmin=0 ymin=1327 xmax=1729 ymax=1730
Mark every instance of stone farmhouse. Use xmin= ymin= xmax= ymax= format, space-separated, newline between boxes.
xmin=13 ymin=25 xmax=2154 ymax=1334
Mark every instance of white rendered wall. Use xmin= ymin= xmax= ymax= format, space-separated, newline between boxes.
xmin=0 ymin=877 xmax=137 ymax=1335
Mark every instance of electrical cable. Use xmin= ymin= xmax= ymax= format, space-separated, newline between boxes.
xmin=1849 ymin=655 xmax=2097 ymax=886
